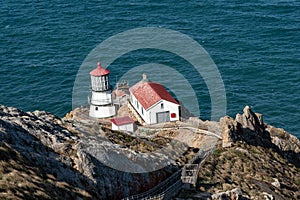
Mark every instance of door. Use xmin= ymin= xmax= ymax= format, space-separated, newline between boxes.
xmin=156 ymin=111 xmax=170 ymax=123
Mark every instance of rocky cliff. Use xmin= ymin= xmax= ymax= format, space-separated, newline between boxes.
xmin=0 ymin=105 xmax=178 ymax=199
xmin=1 ymin=105 xmax=299 ymax=199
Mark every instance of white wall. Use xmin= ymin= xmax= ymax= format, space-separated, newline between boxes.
xmin=89 ymin=104 xmax=116 ymax=118
xmin=145 ymin=100 xmax=179 ymax=124
xmin=91 ymin=90 xmax=113 ymax=106
xmin=130 ymin=93 xmax=149 ymax=123
xmin=130 ymin=93 xmax=179 ymax=124
xmin=112 ymin=123 xmax=135 ymax=132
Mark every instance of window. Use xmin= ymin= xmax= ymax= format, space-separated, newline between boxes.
xmin=141 ymin=108 xmax=144 ymax=115
xmin=137 ymin=102 xmax=139 ymax=109
xmin=161 ymin=103 xmax=164 ymax=109
xmin=95 ymin=107 xmax=98 ymax=111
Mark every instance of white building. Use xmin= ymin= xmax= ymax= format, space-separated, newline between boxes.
xmin=89 ymin=62 xmax=116 ymax=118
xmin=129 ymin=74 xmax=180 ymax=125
xmin=110 ymin=116 xmax=136 ymax=132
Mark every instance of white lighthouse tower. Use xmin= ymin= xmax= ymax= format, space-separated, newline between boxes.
xmin=89 ymin=61 xmax=116 ymax=118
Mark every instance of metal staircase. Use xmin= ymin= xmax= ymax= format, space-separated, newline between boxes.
xmin=122 ymin=146 xmax=215 ymax=200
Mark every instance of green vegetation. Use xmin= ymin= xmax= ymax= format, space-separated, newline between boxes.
xmin=196 ymin=143 xmax=300 ymax=199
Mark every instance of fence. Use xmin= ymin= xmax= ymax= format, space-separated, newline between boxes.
xmin=122 ymin=169 xmax=182 ymax=200
xmin=122 ymin=145 xmax=216 ymax=200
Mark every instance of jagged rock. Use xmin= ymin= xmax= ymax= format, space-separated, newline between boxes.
xmin=235 ymin=106 xmax=264 ymax=133
xmin=220 ymin=116 xmax=239 ymax=148
xmin=255 ymin=113 xmax=264 ymax=127
xmin=220 ymin=106 xmax=273 ymax=147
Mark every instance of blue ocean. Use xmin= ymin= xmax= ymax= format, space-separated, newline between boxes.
xmin=0 ymin=1 xmax=299 ymax=138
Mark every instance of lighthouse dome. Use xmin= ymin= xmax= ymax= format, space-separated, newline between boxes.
xmin=90 ymin=62 xmax=110 ymax=76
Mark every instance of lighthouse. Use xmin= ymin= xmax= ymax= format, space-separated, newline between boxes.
xmin=89 ymin=61 xmax=116 ymax=118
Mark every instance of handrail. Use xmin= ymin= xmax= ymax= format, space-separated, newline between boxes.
xmin=122 ymin=170 xmax=182 ymax=200
xmin=148 ymin=179 xmax=183 ymax=200
xmin=122 ymin=145 xmax=216 ymax=200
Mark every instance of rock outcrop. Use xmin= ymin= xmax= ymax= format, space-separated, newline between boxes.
xmin=221 ymin=116 xmax=238 ymax=148
xmin=221 ymin=106 xmax=269 ymax=147
xmin=0 ymin=105 xmax=176 ymax=199
xmin=221 ymin=105 xmax=300 ymax=166
xmin=235 ymin=105 xmax=264 ymax=134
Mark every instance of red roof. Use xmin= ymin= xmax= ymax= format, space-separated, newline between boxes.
xmin=110 ymin=116 xmax=135 ymax=126
xmin=90 ymin=62 xmax=110 ymax=76
xmin=129 ymin=81 xmax=179 ymax=110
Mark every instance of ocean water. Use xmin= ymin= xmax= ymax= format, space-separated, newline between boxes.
xmin=0 ymin=0 xmax=299 ymax=138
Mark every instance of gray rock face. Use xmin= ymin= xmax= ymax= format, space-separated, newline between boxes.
xmin=267 ymin=126 xmax=300 ymax=167
xmin=235 ymin=105 xmax=264 ymax=134
xmin=220 ymin=116 xmax=238 ymax=148
xmin=0 ymin=106 xmax=92 ymax=191
xmin=221 ymin=106 xmax=270 ymax=148
xmin=0 ymin=105 xmax=174 ymax=199
xmin=267 ymin=126 xmax=300 ymax=153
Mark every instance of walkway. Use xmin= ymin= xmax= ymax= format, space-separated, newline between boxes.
xmin=122 ymin=144 xmax=216 ymax=200
xmin=139 ymin=125 xmax=222 ymax=139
